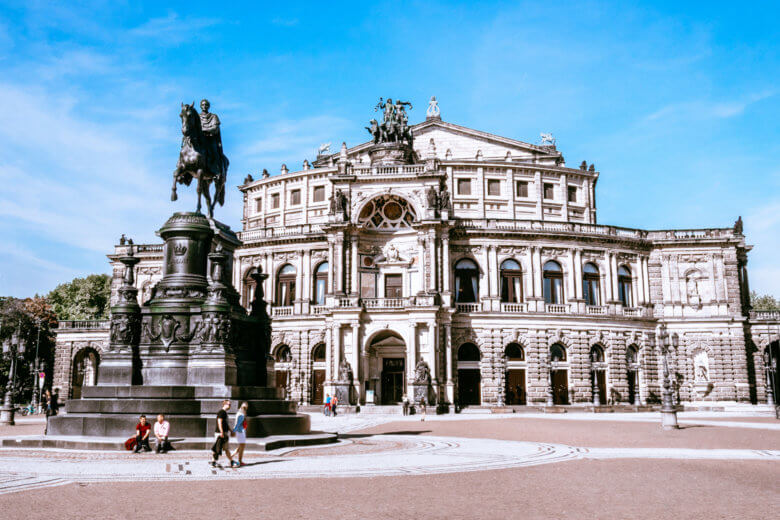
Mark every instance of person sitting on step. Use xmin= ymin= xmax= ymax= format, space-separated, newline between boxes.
xmin=134 ymin=415 xmax=152 ymax=453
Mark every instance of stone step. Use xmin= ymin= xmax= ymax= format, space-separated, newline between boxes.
xmin=1 ymin=432 xmax=338 ymax=452
xmin=81 ymin=385 xmax=282 ymax=400
xmin=66 ymin=398 xmax=297 ymax=416
xmin=47 ymin=413 xmax=311 ymax=438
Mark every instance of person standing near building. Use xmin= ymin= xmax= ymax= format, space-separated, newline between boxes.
xmin=402 ymin=394 xmax=409 ymax=416
xmin=211 ymin=400 xmax=236 ymax=467
xmin=324 ymin=394 xmax=331 ymax=416
xmin=134 ymin=415 xmax=152 ymax=453
xmin=231 ymin=402 xmax=249 ymax=467
xmin=153 ymin=414 xmax=171 ymax=453
xmin=331 ymin=394 xmax=338 ymax=417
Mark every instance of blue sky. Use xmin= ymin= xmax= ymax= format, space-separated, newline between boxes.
xmin=0 ymin=0 xmax=778 ymax=297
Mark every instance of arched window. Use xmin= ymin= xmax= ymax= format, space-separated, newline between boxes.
xmin=276 ymin=264 xmax=296 ymax=306
xmin=590 ymin=345 xmax=605 ymax=363
xmin=275 ymin=345 xmax=291 ymax=363
xmin=457 ymin=342 xmax=481 ymax=361
xmin=243 ymin=268 xmax=258 ymax=308
xmin=543 ymin=260 xmax=564 ymax=304
xmin=312 ymin=343 xmax=326 ymax=362
xmin=500 ymin=259 xmax=523 ymax=303
xmin=454 ymin=259 xmax=479 ymax=303
xmin=505 ymin=343 xmax=525 ymax=361
xmin=313 ymin=262 xmax=328 ymax=305
xmin=617 ymin=266 xmax=632 ymax=307
xmin=582 ymin=263 xmax=600 ymax=306
xmin=550 ymin=343 xmax=567 ymax=362
xmin=626 ymin=345 xmax=639 ymax=365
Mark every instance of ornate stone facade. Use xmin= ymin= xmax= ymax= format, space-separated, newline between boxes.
xmin=54 ymin=104 xmax=780 ymax=407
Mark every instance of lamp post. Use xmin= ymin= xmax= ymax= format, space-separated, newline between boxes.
xmin=31 ymin=318 xmax=41 ymax=413
xmin=656 ymin=323 xmax=679 ymax=430
xmin=0 ymin=329 xmax=26 ymax=426
xmin=764 ymin=350 xmax=776 ymax=407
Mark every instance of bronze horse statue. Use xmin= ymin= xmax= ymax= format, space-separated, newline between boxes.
xmin=171 ymin=102 xmax=227 ymax=217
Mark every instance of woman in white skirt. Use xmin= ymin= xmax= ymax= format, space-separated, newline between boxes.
xmin=231 ymin=402 xmax=249 ymax=466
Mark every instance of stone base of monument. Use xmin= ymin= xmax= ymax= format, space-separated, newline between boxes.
xmin=367 ymin=142 xmax=416 ymax=165
xmin=46 ymin=385 xmax=325 ymax=440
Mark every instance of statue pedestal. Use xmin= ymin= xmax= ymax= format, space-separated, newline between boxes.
xmin=333 ymin=382 xmax=351 ymax=405
xmin=411 ymin=384 xmax=432 ymax=406
xmin=367 ymin=142 xmax=415 ymax=165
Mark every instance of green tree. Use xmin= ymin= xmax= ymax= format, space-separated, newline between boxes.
xmin=750 ymin=291 xmax=780 ymax=311
xmin=46 ymin=274 xmax=112 ymax=321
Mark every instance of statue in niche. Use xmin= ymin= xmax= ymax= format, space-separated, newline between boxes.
xmin=338 ymin=359 xmax=352 ymax=382
xmin=693 ymin=350 xmax=709 ymax=382
xmin=438 ymin=185 xmax=451 ymax=212
xmin=426 ymin=185 xmax=438 ymax=209
xmin=384 ymin=243 xmax=400 ymax=262
xmin=414 ymin=360 xmax=431 ymax=385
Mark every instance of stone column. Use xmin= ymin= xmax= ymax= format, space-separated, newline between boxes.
xmin=605 ymin=252 xmax=614 ymax=303
xmin=327 ymin=240 xmax=334 ymax=295
xmin=426 ymin=320 xmax=438 ymax=403
xmin=428 ymin=229 xmax=437 ymax=292
xmin=334 ymin=233 xmax=344 ymax=294
xmin=566 ymin=248 xmax=576 ymax=304
xmin=531 ymin=246 xmax=543 ymax=311
xmin=417 ymin=234 xmax=427 ymax=293
xmin=442 ymin=234 xmax=451 ymax=305
xmin=534 ymin=170 xmax=543 ymax=220
xmin=351 ymin=235 xmax=359 ymax=296
xmin=561 ymin=173 xmax=569 ymax=220
xmin=407 ymin=322 xmax=417 ymax=389
xmin=280 ymin=179 xmax=287 ymax=226
xmin=445 ymin=324 xmax=454 ymax=406
xmin=351 ymin=322 xmax=361 ymax=404
xmin=325 ymin=325 xmax=333 ymax=383
xmin=480 ymin=245 xmax=490 ymax=309
xmin=294 ymin=250 xmax=304 ymax=314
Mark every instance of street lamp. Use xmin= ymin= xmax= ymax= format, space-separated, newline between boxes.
xmin=764 ymin=349 xmax=776 ymax=407
xmin=0 ymin=329 xmax=26 ymax=426
xmin=656 ymin=323 xmax=679 ymax=430
xmin=31 ymin=318 xmax=42 ymax=413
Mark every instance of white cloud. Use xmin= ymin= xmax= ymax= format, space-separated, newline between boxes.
xmin=129 ymin=13 xmax=220 ymax=45
xmin=645 ymin=92 xmax=775 ymax=122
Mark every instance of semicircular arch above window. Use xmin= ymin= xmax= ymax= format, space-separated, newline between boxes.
xmin=358 ymin=195 xmax=417 ymax=230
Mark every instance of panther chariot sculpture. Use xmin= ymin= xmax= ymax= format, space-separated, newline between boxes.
xmin=171 ymin=99 xmax=230 ymax=218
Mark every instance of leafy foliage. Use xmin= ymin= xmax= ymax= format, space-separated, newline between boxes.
xmin=47 ymin=274 xmax=111 ymax=321
xmin=751 ymin=291 xmax=780 ymax=311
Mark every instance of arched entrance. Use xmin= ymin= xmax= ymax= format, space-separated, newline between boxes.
xmin=366 ymin=330 xmax=406 ymax=405
xmin=627 ymin=345 xmax=641 ymax=405
xmin=71 ymin=348 xmax=99 ymax=400
xmin=504 ymin=343 xmax=526 ymax=405
xmin=549 ymin=343 xmax=569 ymax=405
xmin=274 ymin=345 xmax=292 ymax=391
xmin=457 ymin=343 xmax=481 ymax=406
xmin=311 ymin=344 xmax=326 ymax=405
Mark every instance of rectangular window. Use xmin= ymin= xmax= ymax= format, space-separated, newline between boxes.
xmin=543 ymin=183 xmax=554 ymax=200
xmin=487 ymin=179 xmax=501 ymax=196
xmin=290 ymin=189 xmax=301 ymax=206
xmin=567 ymin=186 xmax=577 ymax=203
xmin=457 ymin=178 xmax=472 ymax=195
xmin=271 ymin=193 xmax=280 ymax=209
xmin=360 ymin=272 xmax=376 ymax=299
xmin=255 ymin=198 xmax=262 ymax=212
xmin=516 ymin=181 xmax=528 ymax=198
xmin=312 ymin=186 xmax=325 ymax=202
xmin=384 ymin=274 xmax=403 ymax=298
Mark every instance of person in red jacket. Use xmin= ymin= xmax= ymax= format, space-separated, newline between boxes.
xmin=134 ymin=415 xmax=152 ymax=453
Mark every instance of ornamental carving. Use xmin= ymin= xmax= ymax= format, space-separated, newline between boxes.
xmin=541 ymin=248 xmax=567 ymax=257
xmin=498 ymin=246 xmax=529 ymax=255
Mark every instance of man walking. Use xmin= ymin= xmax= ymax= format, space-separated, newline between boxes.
xmin=211 ymin=400 xmax=236 ymax=467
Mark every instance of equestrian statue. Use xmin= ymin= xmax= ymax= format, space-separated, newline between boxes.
xmin=171 ymin=99 xmax=229 ymax=218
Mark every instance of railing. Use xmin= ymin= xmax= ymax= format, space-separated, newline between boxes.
xmin=238 ymin=224 xmax=324 ymax=243
xmin=363 ymin=298 xmax=406 ymax=309
xmin=454 ymin=219 xmax=737 ymax=242
xmin=58 ymin=320 xmax=110 ymax=330
xmin=271 ymin=306 xmax=293 ymax=317
xmin=750 ymin=310 xmax=780 ymax=321
xmin=336 ymin=297 xmax=360 ymax=308
xmin=351 ymin=164 xmax=426 ymax=177
xmin=311 ymin=305 xmax=328 ymax=315
xmin=622 ymin=307 xmax=643 ymax=317
xmin=586 ymin=305 xmax=608 ymax=315
xmin=456 ymin=302 xmax=481 ymax=313
xmin=500 ymin=302 xmax=528 ymax=313
xmin=545 ymin=304 xmax=569 ymax=313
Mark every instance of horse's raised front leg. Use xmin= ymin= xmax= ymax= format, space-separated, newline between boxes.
xmin=202 ymin=174 xmax=214 ymax=218
xmin=195 ymin=175 xmax=203 ymax=214
xmin=171 ymin=168 xmax=179 ymax=201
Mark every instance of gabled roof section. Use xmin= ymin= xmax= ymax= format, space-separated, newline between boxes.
xmin=313 ymin=117 xmax=562 ymax=166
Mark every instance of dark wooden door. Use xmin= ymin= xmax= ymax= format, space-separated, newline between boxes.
xmin=276 ymin=370 xmax=288 ymax=390
xmin=628 ymin=371 xmax=637 ymax=404
xmin=596 ymin=371 xmax=607 ymax=404
xmin=552 ymin=370 xmax=569 ymax=404
xmin=380 ymin=358 xmax=405 ymax=404
xmin=312 ymin=370 xmax=325 ymax=404
xmin=458 ymin=369 xmax=481 ymax=406
xmin=506 ymin=369 xmax=526 ymax=405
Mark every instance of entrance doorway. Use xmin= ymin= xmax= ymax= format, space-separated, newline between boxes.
xmin=381 ymin=358 xmax=405 ymax=404
xmin=312 ymin=370 xmax=325 ymax=404
xmin=506 ymin=369 xmax=526 ymax=405
xmin=457 ymin=343 xmax=481 ymax=406
xmin=551 ymin=370 xmax=569 ymax=404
